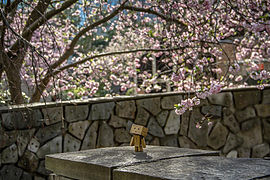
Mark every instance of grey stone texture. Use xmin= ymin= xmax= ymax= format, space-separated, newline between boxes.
xmin=27 ymin=138 xmax=40 ymax=153
xmin=238 ymin=118 xmax=262 ymax=148
xmin=252 ymin=143 xmax=270 ymax=158
xmin=223 ymin=114 xmax=240 ymax=134
xmin=65 ymin=105 xmax=89 ymax=122
xmin=156 ymin=110 xmax=168 ymax=127
xmin=97 ymin=122 xmax=114 ymax=147
xmin=64 ymin=133 xmax=81 ymax=152
xmin=109 ymin=115 xmax=127 ymax=128
xmin=188 ymin=108 xmax=208 ymax=147
xmin=161 ymin=95 xmax=182 ymax=109
xmin=42 ymin=107 xmax=63 ymax=125
xmin=226 ymin=150 xmax=238 ymax=158
xmin=17 ymin=129 xmax=35 ymax=156
xmin=201 ymin=105 xmax=222 ymax=117
xmin=207 ymin=92 xmax=233 ymax=107
xmin=262 ymin=89 xmax=270 ymax=104
xmin=160 ymin=135 xmax=178 ymax=147
xmin=81 ymin=121 xmax=99 ymax=150
xmin=223 ymin=133 xmax=243 ymax=154
xmin=0 ymin=165 xmax=23 ymax=180
xmin=255 ymin=104 xmax=270 ymax=118
xmin=18 ymin=150 xmax=39 ymax=172
xmin=147 ymin=117 xmax=165 ymax=138
xmin=164 ymin=110 xmax=180 ymax=135
xmin=89 ymin=102 xmax=115 ymax=120
xmin=1 ymin=110 xmax=42 ymax=130
xmin=114 ymin=155 xmax=270 ymax=180
xmin=35 ymin=123 xmax=62 ymax=145
xmin=178 ymin=136 xmax=197 ymax=149
xmin=68 ymin=120 xmax=90 ymax=140
xmin=46 ymin=146 xmax=218 ymax=180
xmin=134 ymin=107 xmax=149 ymax=126
xmin=116 ymin=100 xmax=136 ymax=119
xmin=207 ymin=122 xmax=229 ymax=150
xmin=262 ymin=119 xmax=270 ymax=143
xmin=179 ymin=111 xmax=190 ymax=136
xmin=237 ymin=147 xmax=251 ymax=158
xmin=37 ymin=136 xmax=62 ymax=159
xmin=136 ymin=97 xmax=161 ymax=116
xmin=1 ymin=144 xmax=18 ymax=164
xmin=114 ymin=128 xmax=131 ymax=143
xmin=235 ymin=106 xmax=256 ymax=123
xmin=233 ymin=90 xmax=261 ymax=109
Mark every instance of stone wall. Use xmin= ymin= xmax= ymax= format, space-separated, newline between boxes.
xmin=0 ymin=87 xmax=270 ymax=179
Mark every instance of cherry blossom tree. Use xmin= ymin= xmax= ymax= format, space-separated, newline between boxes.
xmin=0 ymin=0 xmax=269 ymax=106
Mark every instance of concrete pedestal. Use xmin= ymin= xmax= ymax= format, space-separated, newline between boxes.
xmin=45 ymin=146 xmax=270 ymax=180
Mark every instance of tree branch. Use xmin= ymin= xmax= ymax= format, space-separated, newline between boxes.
xmin=122 ymin=5 xmax=187 ymax=28
xmin=11 ymin=0 xmax=78 ymax=51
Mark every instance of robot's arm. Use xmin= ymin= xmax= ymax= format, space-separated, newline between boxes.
xmin=141 ymin=137 xmax=146 ymax=148
xmin=130 ymin=136 xmax=134 ymax=146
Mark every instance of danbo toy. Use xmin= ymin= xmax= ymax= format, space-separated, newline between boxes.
xmin=130 ymin=124 xmax=148 ymax=152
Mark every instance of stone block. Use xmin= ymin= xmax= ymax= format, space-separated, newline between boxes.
xmin=134 ymin=107 xmax=150 ymax=126
xmin=207 ymin=92 xmax=234 ymax=107
xmin=235 ymin=107 xmax=256 ymax=123
xmin=68 ymin=120 xmax=90 ymax=140
xmin=160 ymin=135 xmax=178 ymax=147
xmin=109 ymin=115 xmax=127 ymax=128
xmin=147 ymin=117 xmax=164 ymax=138
xmin=223 ymin=133 xmax=243 ymax=154
xmin=252 ymin=143 xmax=270 ymax=158
xmin=89 ymin=102 xmax=115 ymax=121
xmin=21 ymin=171 xmax=32 ymax=180
xmin=136 ymin=97 xmax=161 ymax=116
xmin=18 ymin=150 xmax=39 ymax=172
xmin=233 ymin=90 xmax=261 ymax=109
xmin=188 ymin=108 xmax=208 ymax=147
xmin=164 ymin=110 xmax=180 ymax=135
xmin=17 ymin=129 xmax=35 ymax=156
xmin=97 ymin=122 xmax=114 ymax=147
xmin=37 ymin=136 xmax=62 ymax=159
xmin=161 ymin=95 xmax=182 ymax=109
xmin=42 ymin=107 xmax=63 ymax=125
xmin=115 ymin=128 xmax=131 ymax=143
xmin=28 ymin=138 xmax=40 ymax=153
xmin=262 ymin=89 xmax=270 ymax=104
xmin=65 ymin=105 xmax=89 ymax=122
xmin=0 ymin=130 xmax=17 ymax=149
xmin=238 ymin=118 xmax=263 ymax=148
xmin=255 ymin=104 xmax=270 ymax=118
xmin=81 ymin=121 xmax=99 ymax=150
xmin=150 ymin=137 xmax=160 ymax=146
xmin=46 ymin=146 xmax=218 ymax=180
xmin=156 ymin=110 xmax=168 ymax=127
xmin=2 ymin=109 xmax=43 ymax=130
xmin=34 ymin=176 xmax=46 ymax=180
xmin=178 ymin=136 xmax=197 ymax=149
xmin=35 ymin=123 xmax=62 ymax=145
xmin=145 ymin=134 xmax=153 ymax=144
xmin=179 ymin=111 xmax=190 ymax=136
xmin=64 ymin=134 xmax=81 ymax=152
xmin=116 ymin=100 xmax=136 ymax=119
xmin=226 ymin=150 xmax=238 ymax=158
xmin=1 ymin=144 xmax=18 ymax=164
xmin=37 ymin=160 xmax=52 ymax=176
xmin=207 ymin=122 xmax=229 ymax=150
xmin=241 ymin=119 xmax=256 ymax=131
xmin=223 ymin=114 xmax=240 ymax=134
xmin=0 ymin=165 xmax=23 ymax=180
xmin=201 ymin=105 xmax=222 ymax=117
xmin=114 ymin=155 xmax=270 ymax=180
xmin=237 ymin=147 xmax=251 ymax=158
xmin=262 ymin=119 xmax=270 ymax=143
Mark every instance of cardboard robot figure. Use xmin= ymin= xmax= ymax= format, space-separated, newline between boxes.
xmin=130 ymin=124 xmax=148 ymax=152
